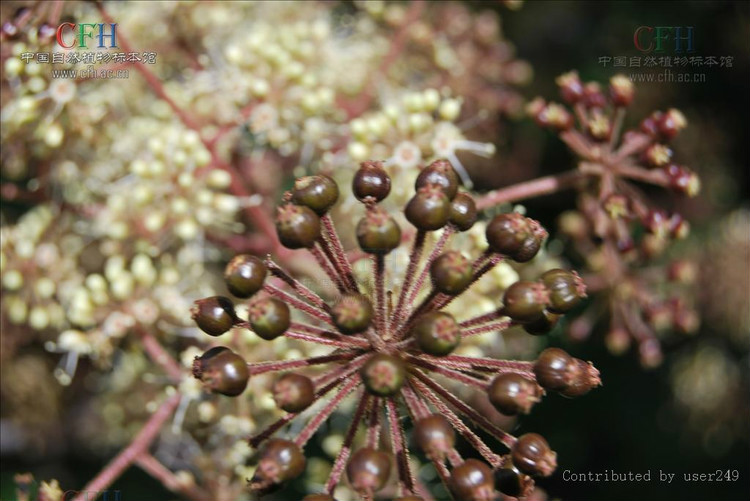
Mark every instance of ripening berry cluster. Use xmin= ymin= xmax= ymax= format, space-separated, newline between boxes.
xmin=190 ymin=159 xmax=599 ymax=500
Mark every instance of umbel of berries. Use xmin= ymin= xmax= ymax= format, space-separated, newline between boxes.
xmin=189 ymin=160 xmax=600 ymax=499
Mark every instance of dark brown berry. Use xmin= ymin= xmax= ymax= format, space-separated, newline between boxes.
xmin=192 ymin=347 xmax=249 ymax=396
xmin=413 ymin=414 xmax=455 ymax=459
xmin=511 ymin=433 xmax=557 ymax=477
xmin=522 ymin=309 xmax=561 ymax=335
xmin=486 ymin=213 xmax=531 ymax=256
xmin=405 ymin=184 xmax=450 ymax=231
xmin=253 ymin=438 xmax=306 ymax=485
xmin=502 ymin=281 xmax=550 ymax=322
xmin=272 ymin=373 xmax=315 ymax=413
xmin=248 ymin=297 xmax=291 ymax=340
xmin=512 ymin=218 xmax=546 ymax=263
xmin=361 ymin=354 xmax=406 ymax=396
xmin=412 ymin=311 xmax=461 ymax=356
xmin=514 ymin=234 xmax=542 ymax=262
xmin=276 ymin=204 xmax=321 ymax=249
xmin=541 ymin=269 xmax=586 ymax=313
xmin=494 ymin=464 xmax=533 ymax=498
xmin=415 ymin=159 xmax=459 ymax=199
xmin=291 ymin=175 xmax=339 ymax=215
xmin=302 ymin=495 xmax=337 ymax=501
xmin=191 ymin=296 xmax=237 ymax=336
xmin=488 ymin=373 xmax=542 ymax=415
xmin=449 ymin=459 xmax=496 ymax=501
xmin=346 ymin=447 xmax=391 ymax=493
xmin=533 ymin=347 xmax=574 ymax=391
xmin=449 ymin=192 xmax=478 ymax=231
xmin=430 ymin=251 xmax=472 ymax=295
xmin=356 ymin=207 xmax=401 ymax=255
xmin=353 ymin=161 xmax=391 ymax=202
xmin=331 ymin=293 xmax=373 ymax=334
xmin=224 ymin=254 xmax=266 ymax=298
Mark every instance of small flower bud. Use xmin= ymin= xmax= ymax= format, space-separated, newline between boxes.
xmin=556 ymin=71 xmax=584 ymax=104
xmin=609 ymin=74 xmax=635 ymax=106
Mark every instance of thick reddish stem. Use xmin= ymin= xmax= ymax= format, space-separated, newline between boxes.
xmin=289 ymin=322 xmax=370 ymax=348
xmin=262 ymin=283 xmax=333 ymax=325
xmin=135 ymin=453 xmax=211 ymax=501
xmin=247 ymin=352 xmax=358 ymax=376
xmin=135 ymin=325 xmax=182 ymax=381
xmin=266 ymin=258 xmax=327 ymax=308
xmin=72 ymin=393 xmax=181 ymax=501
xmin=462 ymin=319 xmax=513 ymax=337
xmin=476 ymin=170 xmax=586 ymax=210
xmin=406 ymin=356 xmax=489 ymax=390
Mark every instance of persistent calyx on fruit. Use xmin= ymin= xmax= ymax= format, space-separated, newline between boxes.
xmin=192 ymin=346 xmax=249 ymax=397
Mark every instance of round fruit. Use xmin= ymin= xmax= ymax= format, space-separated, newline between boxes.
xmin=487 ymin=373 xmax=541 ymax=415
xmin=331 ymin=293 xmax=373 ymax=334
xmin=485 ymin=213 xmax=531 ymax=256
xmin=449 ymin=192 xmax=478 ymax=231
xmin=430 ymin=251 xmax=473 ymax=295
xmin=405 ymin=184 xmax=450 ymax=231
xmin=533 ymin=347 xmax=575 ymax=391
xmin=248 ymin=297 xmax=291 ymax=340
xmin=541 ymin=269 xmax=585 ymax=313
xmin=356 ymin=207 xmax=401 ymax=255
xmin=254 ymin=438 xmax=306 ymax=484
xmin=192 ymin=347 xmax=249 ymax=397
xmin=449 ymin=459 xmax=496 ymax=501
xmin=360 ymin=354 xmax=406 ymax=396
xmin=224 ymin=254 xmax=266 ymax=298
xmin=272 ymin=373 xmax=315 ymax=413
xmin=412 ymin=311 xmax=461 ymax=356
xmin=276 ymin=204 xmax=321 ymax=249
xmin=353 ymin=160 xmax=391 ymax=202
xmin=502 ymin=281 xmax=550 ymax=322
xmin=415 ymin=159 xmax=459 ymax=199
xmin=522 ymin=309 xmax=561 ymax=335
xmin=191 ymin=296 xmax=237 ymax=336
xmin=291 ymin=175 xmax=339 ymax=215
xmin=511 ymin=433 xmax=557 ymax=477
xmin=346 ymin=447 xmax=391 ymax=493
xmin=413 ymin=414 xmax=455 ymax=459
xmin=494 ymin=465 xmax=532 ymax=498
